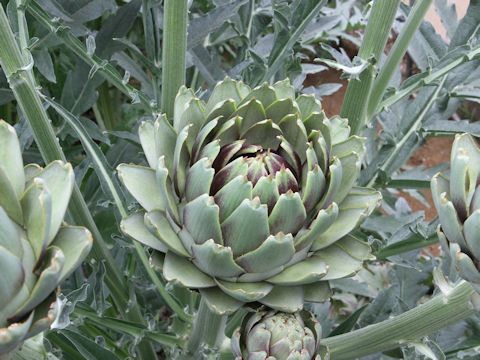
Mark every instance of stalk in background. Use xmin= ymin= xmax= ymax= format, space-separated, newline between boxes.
xmin=340 ymin=0 xmax=400 ymax=136
xmin=161 ymin=0 xmax=188 ymax=117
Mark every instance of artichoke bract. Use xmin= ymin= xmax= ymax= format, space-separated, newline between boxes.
xmin=231 ymin=310 xmax=321 ymax=360
xmin=0 ymin=120 xmax=92 ymax=355
xmin=118 ymin=78 xmax=380 ymax=314
xmin=431 ymin=133 xmax=480 ymax=292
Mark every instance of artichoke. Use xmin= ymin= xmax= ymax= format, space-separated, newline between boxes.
xmin=231 ymin=310 xmax=321 ymax=360
xmin=118 ymin=78 xmax=380 ymax=314
xmin=0 ymin=120 xmax=92 ymax=355
xmin=431 ymin=133 xmax=480 ymax=292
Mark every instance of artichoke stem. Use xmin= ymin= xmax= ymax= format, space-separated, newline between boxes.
xmin=321 ymin=281 xmax=479 ymax=359
xmin=185 ymin=298 xmax=228 ymax=359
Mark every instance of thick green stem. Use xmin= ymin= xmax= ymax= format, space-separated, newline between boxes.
xmin=367 ymin=0 xmax=432 ymax=119
xmin=161 ymin=0 xmax=188 ymax=117
xmin=322 ymin=281 xmax=479 ymax=359
xmin=340 ymin=0 xmax=400 ymax=136
xmin=0 ymin=6 xmax=156 ymax=359
xmin=186 ymin=298 xmax=227 ymax=359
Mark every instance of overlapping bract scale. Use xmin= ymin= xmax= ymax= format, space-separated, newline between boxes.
xmin=119 ymin=78 xmax=381 ymax=314
xmin=431 ymin=133 xmax=480 ymax=292
xmin=0 ymin=121 xmax=92 ymax=355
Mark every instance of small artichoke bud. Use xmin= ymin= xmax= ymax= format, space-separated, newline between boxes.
xmin=431 ymin=133 xmax=480 ymax=292
xmin=231 ymin=310 xmax=321 ymax=360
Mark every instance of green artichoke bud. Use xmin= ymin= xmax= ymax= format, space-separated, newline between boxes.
xmin=431 ymin=133 xmax=480 ymax=292
xmin=118 ymin=78 xmax=380 ymax=314
xmin=231 ymin=310 xmax=321 ymax=360
xmin=0 ymin=120 xmax=92 ymax=355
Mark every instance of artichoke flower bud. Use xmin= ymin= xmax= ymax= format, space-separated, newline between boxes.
xmin=431 ymin=133 xmax=480 ymax=292
xmin=231 ymin=310 xmax=321 ymax=360
xmin=118 ymin=78 xmax=381 ymax=314
xmin=0 ymin=120 xmax=92 ymax=355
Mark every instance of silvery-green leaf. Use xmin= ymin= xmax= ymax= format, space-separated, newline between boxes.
xmin=333 ymin=152 xmax=361 ymax=205
xmin=215 ymin=279 xmax=273 ymax=302
xmin=235 ymin=233 xmax=295 ymax=274
xmin=184 ymin=194 xmax=223 ymax=245
xmin=242 ymin=119 xmax=282 ymax=149
xmin=268 ymin=191 xmax=306 ymax=235
xmin=236 ymin=99 xmax=267 ymax=134
xmin=265 ymin=98 xmax=296 ymax=124
xmin=138 ymin=120 xmax=158 ymax=169
xmin=456 ymin=252 xmax=480 ymax=284
xmin=30 ymin=161 xmax=74 ymax=245
xmin=154 ymin=114 xmax=177 ymax=174
xmin=13 ymin=246 xmax=64 ymax=319
xmin=294 ymin=203 xmax=338 ymax=251
xmin=315 ymin=235 xmax=372 ymax=280
xmin=266 ymin=256 xmax=327 ymax=285
xmin=259 ymin=286 xmax=304 ymax=312
xmin=332 ymin=136 xmax=365 ymax=159
xmin=207 ymin=99 xmax=236 ymax=122
xmin=174 ymin=86 xmax=195 ymax=127
xmin=221 ymin=198 xmax=269 ymax=257
xmin=191 ymin=239 xmax=244 ymax=278
xmin=121 ymin=212 xmax=168 ymax=253
xmin=117 ymin=164 xmax=165 ymax=211
xmin=144 ymin=211 xmax=190 ymax=257
xmin=241 ymin=83 xmax=276 ymax=108
xmin=51 ymin=226 xmax=93 ymax=282
xmin=464 ymin=210 xmax=480 ymax=260
xmin=0 ymin=166 xmax=23 ymax=224
xmin=199 ymin=287 xmax=244 ymax=315
xmin=0 ymin=312 xmax=33 ymax=354
xmin=0 ymin=205 xmax=22 ymax=257
xmin=296 ymin=94 xmax=322 ymax=121
xmin=163 ymin=251 xmax=216 ymax=288
xmin=205 ymin=77 xmax=250 ymax=114
xmin=312 ymin=188 xmax=381 ymax=251
xmin=186 ymin=158 xmax=215 ymax=202
xmin=21 ymin=179 xmax=52 ymax=260
xmin=272 ymin=79 xmax=295 ymax=100
xmin=0 ymin=120 xmax=25 ymax=199
xmin=303 ymin=282 xmax=331 ymax=303
xmin=214 ymin=175 xmax=253 ymax=222
xmin=0 ymin=245 xmax=24 ymax=310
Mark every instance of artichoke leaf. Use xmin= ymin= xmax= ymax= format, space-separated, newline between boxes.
xmin=314 ymin=235 xmax=371 ymax=280
xmin=236 ymin=99 xmax=266 ymax=134
xmin=121 ymin=212 xmax=168 ymax=253
xmin=215 ymin=279 xmax=273 ymax=302
xmin=13 ymin=246 xmax=64 ymax=320
xmin=191 ymin=239 xmax=245 ymax=278
xmin=184 ymin=194 xmax=223 ymax=245
xmin=258 ymin=286 xmax=304 ymax=312
xmin=21 ymin=180 xmax=52 ymax=260
xmin=266 ymin=255 xmax=328 ymax=285
xmin=0 ymin=311 xmax=33 ymax=354
xmin=235 ymin=233 xmax=295 ymax=274
xmin=163 ymin=251 xmax=216 ymax=288
xmin=0 ymin=245 xmax=24 ymax=311
xmin=312 ymin=188 xmax=381 ymax=251
xmin=144 ymin=211 xmax=190 ymax=257
xmin=199 ymin=287 xmax=244 ymax=315
xmin=117 ymin=164 xmax=165 ymax=212
xmin=221 ymin=198 xmax=269 ymax=257
xmin=51 ymin=226 xmax=93 ymax=283
xmin=0 ymin=121 xmax=25 ymax=199
xmin=0 ymin=167 xmax=23 ymax=224
xmin=30 ymin=161 xmax=75 ymax=245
